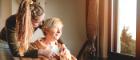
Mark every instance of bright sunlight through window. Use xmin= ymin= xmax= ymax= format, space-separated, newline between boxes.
xmin=117 ymin=0 xmax=136 ymax=56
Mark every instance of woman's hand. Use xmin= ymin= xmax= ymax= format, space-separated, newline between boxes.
xmin=59 ymin=44 xmax=72 ymax=60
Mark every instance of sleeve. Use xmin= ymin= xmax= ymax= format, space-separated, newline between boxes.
xmin=5 ymin=15 xmax=38 ymax=58
xmin=0 ymin=27 xmax=7 ymax=41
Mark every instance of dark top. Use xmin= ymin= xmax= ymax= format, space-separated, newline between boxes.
xmin=0 ymin=15 xmax=38 ymax=58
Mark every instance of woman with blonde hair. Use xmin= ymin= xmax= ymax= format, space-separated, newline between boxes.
xmin=31 ymin=17 xmax=77 ymax=60
xmin=0 ymin=0 xmax=46 ymax=57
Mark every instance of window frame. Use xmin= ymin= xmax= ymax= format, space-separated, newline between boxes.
xmin=108 ymin=0 xmax=136 ymax=59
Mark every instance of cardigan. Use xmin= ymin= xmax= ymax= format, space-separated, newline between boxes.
xmin=30 ymin=38 xmax=77 ymax=60
xmin=0 ymin=15 xmax=40 ymax=58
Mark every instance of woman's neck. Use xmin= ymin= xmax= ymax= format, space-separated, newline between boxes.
xmin=43 ymin=35 xmax=56 ymax=45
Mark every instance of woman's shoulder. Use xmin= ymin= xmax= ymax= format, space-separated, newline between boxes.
xmin=6 ymin=14 xmax=16 ymax=22
xmin=6 ymin=14 xmax=16 ymax=27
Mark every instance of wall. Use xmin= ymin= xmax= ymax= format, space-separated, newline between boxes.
xmin=12 ymin=0 xmax=19 ymax=14
xmin=11 ymin=0 xmax=87 ymax=56
xmin=0 ymin=0 xmax=12 ymax=30
xmin=0 ymin=0 xmax=1 ymax=30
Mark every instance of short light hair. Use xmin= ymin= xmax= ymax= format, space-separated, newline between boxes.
xmin=42 ymin=17 xmax=63 ymax=35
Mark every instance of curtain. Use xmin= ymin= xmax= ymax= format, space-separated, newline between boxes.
xmin=86 ymin=0 xmax=100 ymax=58
xmin=77 ymin=0 xmax=101 ymax=60
xmin=85 ymin=0 xmax=109 ymax=59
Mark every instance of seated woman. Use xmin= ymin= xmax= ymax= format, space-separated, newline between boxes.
xmin=30 ymin=17 xmax=77 ymax=60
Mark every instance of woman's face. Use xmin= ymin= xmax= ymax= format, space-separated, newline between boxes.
xmin=32 ymin=13 xmax=45 ymax=28
xmin=46 ymin=24 xmax=63 ymax=40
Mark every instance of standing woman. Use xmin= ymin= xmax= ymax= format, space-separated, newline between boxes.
xmin=0 ymin=0 xmax=46 ymax=57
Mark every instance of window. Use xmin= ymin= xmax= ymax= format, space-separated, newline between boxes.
xmin=111 ymin=0 xmax=136 ymax=57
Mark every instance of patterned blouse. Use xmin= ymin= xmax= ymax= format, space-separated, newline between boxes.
xmin=30 ymin=38 xmax=77 ymax=60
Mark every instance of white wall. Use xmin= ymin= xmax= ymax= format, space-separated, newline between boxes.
xmin=12 ymin=0 xmax=19 ymax=14
xmin=0 ymin=0 xmax=12 ymax=31
xmin=2 ymin=0 xmax=87 ymax=56
xmin=0 ymin=0 xmax=1 ymax=30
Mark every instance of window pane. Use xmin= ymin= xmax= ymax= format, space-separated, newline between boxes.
xmin=117 ymin=0 xmax=136 ymax=56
